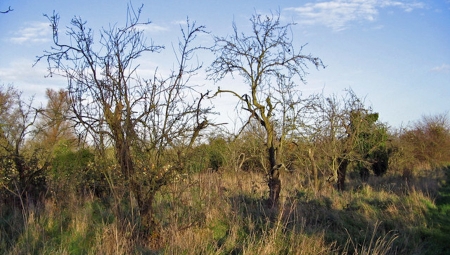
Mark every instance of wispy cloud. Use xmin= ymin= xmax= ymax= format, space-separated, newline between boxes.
xmin=9 ymin=22 xmax=51 ymax=44
xmin=0 ymin=58 xmax=66 ymax=102
xmin=172 ymin=19 xmax=189 ymax=26
xmin=135 ymin=23 xmax=168 ymax=33
xmin=380 ymin=1 xmax=425 ymax=12
xmin=431 ymin=64 xmax=450 ymax=73
xmin=285 ymin=0 xmax=425 ymax=31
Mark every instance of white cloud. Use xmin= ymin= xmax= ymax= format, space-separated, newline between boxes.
xmin=379 ymin=1 xmax=425 ymax=12
xmin=431 ymin=64 xmax=450 ymax=73
xmin=135 ymin=23 xmax=168 ymax=33
xmin=0 ymin=58 xmax=67 ymax=104
xmin=172 ymin=19 xmax=189 ymax=26
xmin=9 ymin=22 xmax=52 ymax=44
xmin=285 ymin=0 xmax=425 ymax=31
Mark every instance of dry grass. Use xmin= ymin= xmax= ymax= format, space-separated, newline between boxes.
xmin=342 ymin=221 xmax=398 ymax=255
xmin=1 ymin=167 xmax=446 ymax=254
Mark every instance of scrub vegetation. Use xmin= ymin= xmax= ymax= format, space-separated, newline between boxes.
xmin=1 ymin=4 xmax=450 ymax=254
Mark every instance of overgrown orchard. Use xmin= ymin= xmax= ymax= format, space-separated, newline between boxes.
xmin=1 ymin=5 xmax=450 ymax=255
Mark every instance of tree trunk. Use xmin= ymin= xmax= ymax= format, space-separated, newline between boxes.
xmin=133 ymin=183 xmax=162 ymax=248
xmin=116 ymin=140 xmax=134 ymax=178
xmin=268 ymin=146 xmax=281 ymax=208
xmin=359 ymin=166 xmax=370 ymax=182
xmin=14 ymin=154 xmax=27 ymax=194
xmin=308 ymin=149 xmax=319 ymax=192
xmin=136 ymin=189 xmax=156 ymax=233
xmin=337 ymin=158 xmax=348 ymax=191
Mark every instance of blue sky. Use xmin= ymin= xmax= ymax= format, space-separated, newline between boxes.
xmin=0 ymin=0 xmax=449 ymax=129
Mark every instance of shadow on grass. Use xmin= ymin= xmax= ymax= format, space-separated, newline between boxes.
xmin=227 ymin=187 xmax=418 ymax=254
xmin=0 ymin=203 xmax=26 ymax=252
xmin=420 ymin=166 xmax=450 ymax=255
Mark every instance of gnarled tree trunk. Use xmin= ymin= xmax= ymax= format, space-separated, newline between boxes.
xmin=268 ymin=145 xmax=281 ymax=208
xmin=337 ymin=157 xmax=349 ymax=191
xmin=267 ymin=126 xmax=284 ymax=209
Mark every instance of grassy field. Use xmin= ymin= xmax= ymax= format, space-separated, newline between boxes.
xmin=1 ymin=166 xmax=450 ymax=254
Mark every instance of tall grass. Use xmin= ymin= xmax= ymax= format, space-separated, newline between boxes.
xmin=1 ymin=167 xmax=448 ymax=254
xmin=342 ymin=221 xmax=398 ymax=255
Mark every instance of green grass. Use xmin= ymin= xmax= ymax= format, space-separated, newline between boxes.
xmin=419 ymin=167 xmax=450 ymax=255
xmin=2 ymin=168 xmax=450 ymax=254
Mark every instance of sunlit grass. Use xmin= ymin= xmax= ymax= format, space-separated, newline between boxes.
xmin=1 ymin=167 xmax=449 ymax=254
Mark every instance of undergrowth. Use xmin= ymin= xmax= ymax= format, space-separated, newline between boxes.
xmin=1 ymin=167 xmax=449 ymax=254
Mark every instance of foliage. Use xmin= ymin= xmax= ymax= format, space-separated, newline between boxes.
xmin=352 ymin=111 xmax=391 ymax=178
xmin=398 ymin=114 xmax=450 ymax=170
xmin=2 ymin=165 xmax=450 ymax=254
xmin=0 ymin=85 xmax=46 ymax=204
xmin=49 ymin=144 xmax=100 ymax=199
xmin=1 ymin=5 xmax=449 ymax=254
xmin=294 ymin=90 xmax=392 ymax=191
xmin=184 ymin=136 xmax=228 ymax=173
xmin=418 ymin=166 xmax=450 ymax=254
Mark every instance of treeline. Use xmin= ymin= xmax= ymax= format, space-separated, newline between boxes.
xmin=1 ymin=5 xmax=450 ymax=252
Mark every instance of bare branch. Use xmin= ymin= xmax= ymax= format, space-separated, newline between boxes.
xmin=207 ymin=10 xmax=324 ymax=208
xmin=0 ymin=6 xmax=13 ymax=14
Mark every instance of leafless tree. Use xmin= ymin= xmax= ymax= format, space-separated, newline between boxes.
xmin=36 ymin=5 xmax=212 ymax=233
xmin=207 ymin=12 xmax=324 ymax=208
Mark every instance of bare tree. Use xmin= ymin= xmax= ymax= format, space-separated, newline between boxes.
xmin=208 ymin=12 xmax=324 ymax=208
xmin=36 ymin=5 xmax=211 ymax=234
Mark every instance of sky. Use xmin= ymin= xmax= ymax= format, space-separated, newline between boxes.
xmin=0 ymin=0 xmax=449 ymax=130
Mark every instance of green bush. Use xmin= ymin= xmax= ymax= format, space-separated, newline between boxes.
xmin=50 ymin=144 xmax=105 ymax=198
